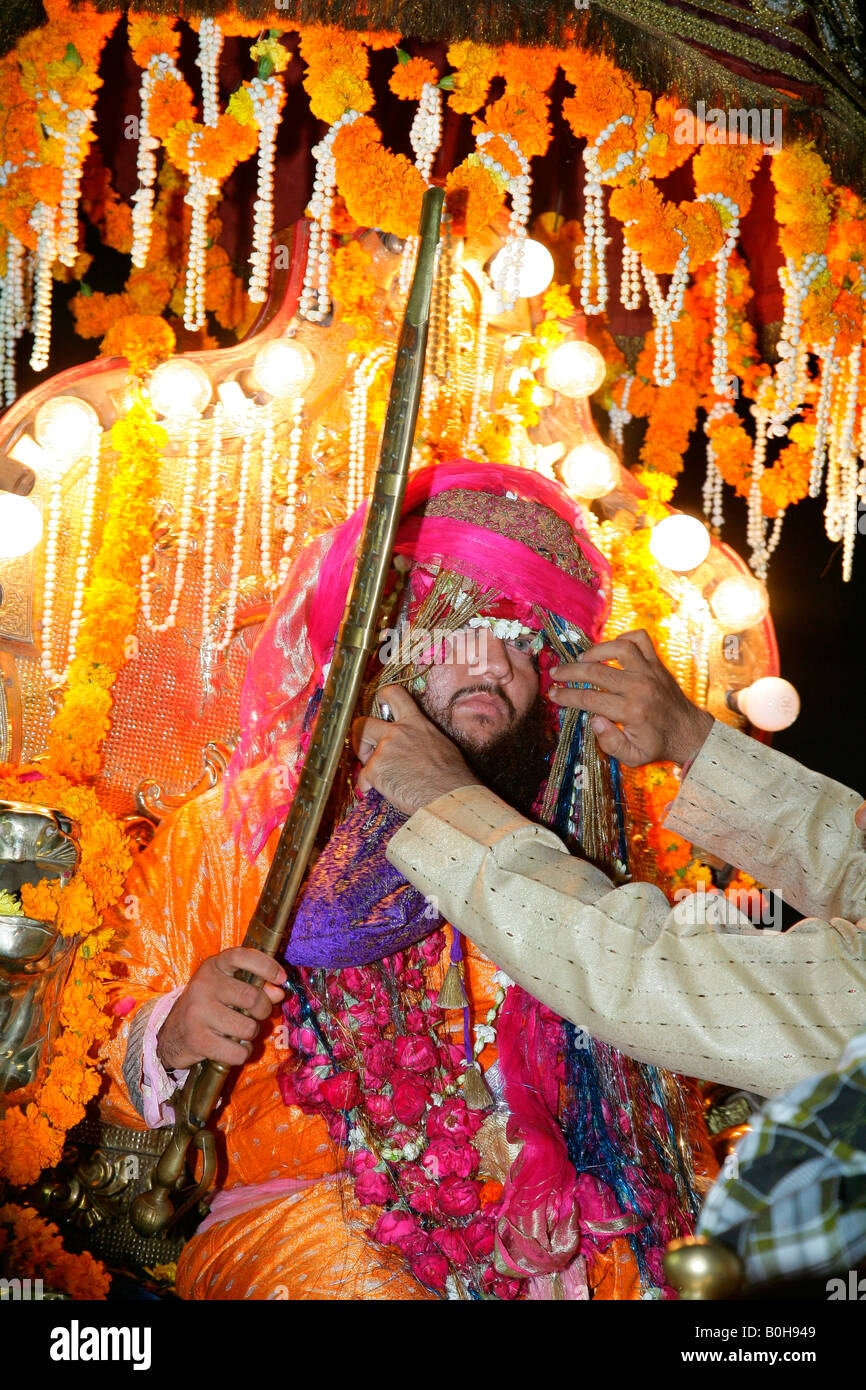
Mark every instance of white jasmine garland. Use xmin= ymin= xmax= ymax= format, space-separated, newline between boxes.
xmin=300 ymin=110 xmax=361 ymax=323
xmin=398 ymin=82 xmax=443 ymax=295
xmin=29 ymin=201 xmax=57 ymax=372
xmin=131 ymin=54 xmax=178 ymax=269
xmin=582 ymin=116 xmax=654 ymax=316
xmin=695 ymin=192 xmax=741 ymax=397
xmin=642 ymin=234 xmax=689 ymax=387
xmin=248 ymin=77 xmax=283 ymax=303
xmin=476 ymin=130 xmax=531 ymax=313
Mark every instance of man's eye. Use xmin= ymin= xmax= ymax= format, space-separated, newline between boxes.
xmin=508 ymin=636 xmax=534 ymax=654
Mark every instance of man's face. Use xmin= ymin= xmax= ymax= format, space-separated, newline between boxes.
xmin=418 ymin=626 xmax=540 ymax=754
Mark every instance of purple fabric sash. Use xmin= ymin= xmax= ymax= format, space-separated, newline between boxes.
xmin=285 ymin=791 xmax=443 ymax=969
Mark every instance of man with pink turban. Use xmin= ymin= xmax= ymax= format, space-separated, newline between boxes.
xmin=103 ymin=461 xmax=715 ymax=1301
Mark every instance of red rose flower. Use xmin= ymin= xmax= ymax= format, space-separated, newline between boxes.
xmin=483 ymin=1270 xmax=523 ymax=1300
xmin=420 ymin=929 xmax=446 ymax=963
xmin=394 ymin=1035 xmax=438 ymax=1072
xmin=365 ymin=1093 xmax=394 ymax=1127
xmin=422 ymin=1137 xmax=477 ymax=1180
xmin=410 ymin=1251 xmax=449 ymax=1289
xmin=288 ymin=1025 xmax=317 ymax=1054
xmin=341 ymin=967 xmax=372 ymax=999
xmin=320 ymin=1071 xmax=360 ymax=1111
xmin=463 ymin=1216 xmax=495 ymax=1260
xmin=282 ymin=992 xmax=301 ymax=1021
xmin=355 ymin=1166 xmax=392 ymax=1206
xmin=391 ymin=1072 xmax=430 ymax=1125
xmin=372 ymin=1210 xmax=419 ymax=1246
xmin=362 ymin=1040 xmax=394 ymax=1088
xmin=349 ymin=1001 xmax=375 ymax=1028
xmin=436 ymin=1176 xmax=480 ymax=1218
xmin=347 ymin=1148 xmax=376 ymax=1175
xmin=431 ymin=1227 xmax=472 ymax=1268
xmin=327 ymin=1113 xmax=349 ymax=1144
xmin=408 ymin=1181 xmax=438 ymax=1215
xmin=405 ymin=1007 xmax=428 ymax=1034
xmin=426 ymin=1097 xmax=482 ymax=1142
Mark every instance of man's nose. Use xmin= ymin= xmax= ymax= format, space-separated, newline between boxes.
xmin=468 ymin=632 xmax=512 ymax=681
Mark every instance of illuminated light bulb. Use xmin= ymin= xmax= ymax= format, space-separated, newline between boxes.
xmin=251 ymin=339 xmax=315 ymax=399
xmin=34 ymin=396 xmax=99 ymax=467
xmin=0 ymin=493 xmax=43 ymax=558
xmin=489 ymin=239 xmax=554 ymax=300
xmin=217 ymin=381 xmax=250 ymax=424
xmin=149 ymin=359 xmax=212 ymax=420
xmin=710 ymin=575 xmax=770 ymax=632
xmin=543 ymin=339 xmax=606 ymax=398
xmin=562 ymin=441 xmax=619 ymax=499
xmin=729 ymin=677 xmax=800 ymax=731
xmin=649 ymin=513 xmax=711 ymax=572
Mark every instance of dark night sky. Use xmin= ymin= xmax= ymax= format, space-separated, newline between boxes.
xmin=11 ymin=27 xmax=864 ymax=803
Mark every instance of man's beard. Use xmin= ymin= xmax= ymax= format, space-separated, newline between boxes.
xmin=419 ymin=681 xmax=555 ymax=818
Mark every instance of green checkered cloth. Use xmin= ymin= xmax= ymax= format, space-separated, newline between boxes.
xmin=697 ymin=1027 xmax=866 ymax=1284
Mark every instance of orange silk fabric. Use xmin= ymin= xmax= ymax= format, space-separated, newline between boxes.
xmin=101 ymin=781 xmax=643 ymax=1300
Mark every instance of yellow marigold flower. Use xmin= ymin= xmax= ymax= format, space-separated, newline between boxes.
xmin=542 ymin=283 xmax=574 ymax=322
xmin=310 ymin=68 xmax=375 ymax=125
xmin=251 ymin=37 xmax=290 ymax=76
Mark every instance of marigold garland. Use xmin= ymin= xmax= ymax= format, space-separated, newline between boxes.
xmin=333 ymin=116 xmax=425 ymax=241
xmin=0 ymin=1204 xmax=110 ymax=1299
xmin=0 ymin=768 xmax=132 ymax=1187
xmin=48 ymin=399 xmax=166 ymax=780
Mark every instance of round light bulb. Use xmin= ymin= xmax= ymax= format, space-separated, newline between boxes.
xmin=649 ymin=514 xmax=711 ymax=572
xmin=149 ymin=359 xmax=212 ymax=420
xmin=489 ymin=239 xmax=555 ymax=301
xmin=733 ymin=677 xmax=800 ymax=732
xmin=34 ymin=396 xmax=100 ymax=467
xmin=251 ymin=339 xmax=315 ymax=399
xmin=710 ymin=575 xmax=770 ymax=632
xmin=0 ymin=494 xmax=43 ymax=558
xmin=543 ymin=340 xmax=607 ymax=398
xmin=562 ymin=441 xmax=619 ymax=499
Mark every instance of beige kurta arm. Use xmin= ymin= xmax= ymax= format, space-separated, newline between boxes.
xmin=386 ymin=773 xmax=866 ymax=1098
xmin=664 ymin=721 xmax=866 ymax=923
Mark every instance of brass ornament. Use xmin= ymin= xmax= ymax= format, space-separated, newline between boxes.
xmin=664 ymin=1236 xmax=744 ymax=1300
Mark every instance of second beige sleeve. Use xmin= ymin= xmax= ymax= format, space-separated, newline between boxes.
xmin=386 ymin=785 xmax=866 ymax=1098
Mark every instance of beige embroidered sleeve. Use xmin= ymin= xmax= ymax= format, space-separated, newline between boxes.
xmin=664 ymin=720 xmax=866 ymax=923
xmin=386 ymin=758 xmax=866 ymax=1098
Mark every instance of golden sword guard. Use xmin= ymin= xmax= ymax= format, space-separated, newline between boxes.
xmin=131 ymin=186 xmax=445 ymax=1238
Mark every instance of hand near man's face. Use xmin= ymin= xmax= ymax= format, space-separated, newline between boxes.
xmin=549 ymin=628 xmax=714 ymax=768
xmin=353 ymin=684 xmax=481 ymax=817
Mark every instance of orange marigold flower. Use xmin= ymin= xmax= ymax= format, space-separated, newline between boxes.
xmin=446 ymin=39 xmax=496 ymax=115
xmin=147 ymin=71 xmax=195 ymax=141
xmin=71 ymin=290 xmax=133 ymax=340
xmin=477 ymin=89 xmax=552 ymax=161
xmin=497 ymin=43 xmax=560 ymax=94
xmin=128 ymin=15 xmax=180 ymax=67
xmin=389 ymin=56 xmax=438 ymax=101
xmin=100 ymin=313 xmax=176 ymax=378
xmin=20 ymin=878 xmax=62 ymax=924
xmin=444 ymin=161 xmax=504 ymax=242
